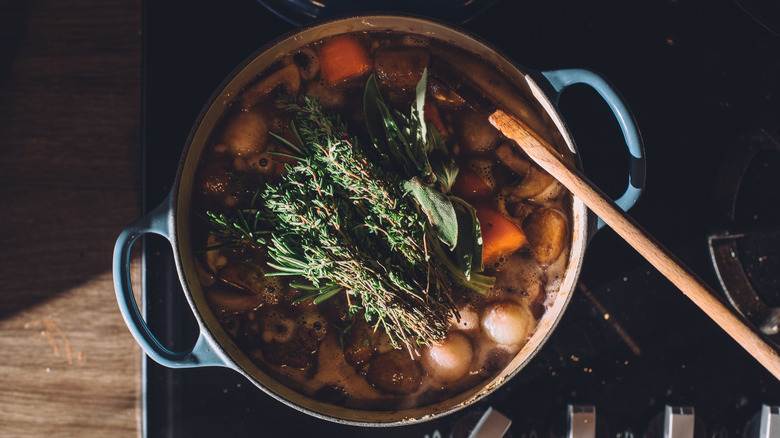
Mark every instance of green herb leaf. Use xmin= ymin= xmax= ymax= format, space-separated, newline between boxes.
xmin=363 ymin=75 xmax=391 ymax=163
xmin=403 ymin=177 xmax=458 ymax=249
xmin=429 ymin=234 xmax=494 ymax=295
xmin=450 ymin=196 xmax=484 ymax=279
xmin=411 ymin=68 xmax=428 ymax=150
xmin=429 ymin=149 xmax=459 ymax=193
xmin=363 ymin=74 xmax=432 ymax=180
xmin=204 ymin=72 xmax=495 ymax=349
xmin=262 ymin=95 xmax=457 ymax=349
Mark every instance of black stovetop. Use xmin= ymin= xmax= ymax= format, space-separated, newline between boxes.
xmin=140 ymin=0 xmax=780 ymax=436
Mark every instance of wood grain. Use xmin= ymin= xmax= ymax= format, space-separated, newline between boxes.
xmin=0 ymin=0 xmax=142 ymax=436
xmin=490 ymin=109 xmax=780 ymax=381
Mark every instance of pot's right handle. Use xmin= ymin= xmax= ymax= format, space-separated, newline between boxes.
xmin=113 ymin=194 xmax=226 ymax=368
xmin=540 ymin=68 xmax=646 ymax=231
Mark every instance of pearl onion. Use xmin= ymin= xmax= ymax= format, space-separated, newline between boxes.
xmin=449 ymin=307 xmax=479 ymax=331
xmin=422 ymin=332 xmax=473 ymax=383
xmin=481 ymin=301 xmax=535 ymax=346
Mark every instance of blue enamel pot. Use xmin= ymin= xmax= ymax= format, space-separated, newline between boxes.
xmin=113 ymin=14 xmax=645 ymax=426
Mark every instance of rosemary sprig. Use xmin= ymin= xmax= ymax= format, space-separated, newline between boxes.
xmin=201 ymin=187 xmax=271 ymax=252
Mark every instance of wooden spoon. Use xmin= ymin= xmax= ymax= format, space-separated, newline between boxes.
xmin=489 ymin=109 xmax=780 ymax=380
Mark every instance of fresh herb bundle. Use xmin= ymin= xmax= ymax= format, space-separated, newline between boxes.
xmin=205 ymin=71 xmax=493 ymax=349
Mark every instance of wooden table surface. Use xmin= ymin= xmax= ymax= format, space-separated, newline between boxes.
xmin=0 ymin=0 xmax=143 ymax=435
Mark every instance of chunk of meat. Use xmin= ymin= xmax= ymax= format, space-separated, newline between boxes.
xmin=366 ymin=350 xmax=422 ymax=395
xmin=343 ymin=318 xmax=381 ymax=367
xmin=374 ymin=47 xmax=430 ymax=90
xmin=457 ymin=111 xmax=501 ymax=153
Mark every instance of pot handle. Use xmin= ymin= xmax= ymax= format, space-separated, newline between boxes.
xmin=113 ymin=194 xmax=226 ymax=368
xmin=540 ymin=68 xmax=646 ymax=230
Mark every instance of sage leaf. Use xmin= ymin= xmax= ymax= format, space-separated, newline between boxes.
xmin=429 ymin=149 xmax=459 ymax=193
xmin=451 ymin=196 xmax=484 ymax=278
xmin=403 ymin=177 xmax=458 ymax=249
xmin=412 ymin=68 xmax=428 ymax=147
xmin=363 ymin=75 xmax=390 ymax=162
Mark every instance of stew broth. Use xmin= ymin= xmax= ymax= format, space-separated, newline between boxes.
xmin=190 ymin=30 xmax=573 ymax=410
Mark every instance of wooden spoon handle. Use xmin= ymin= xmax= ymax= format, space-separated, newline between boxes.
xmin=489 ymin=109 xmax=780 ymax=380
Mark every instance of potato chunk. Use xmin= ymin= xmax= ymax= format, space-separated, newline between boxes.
xmin=523 ymin=208 xmax=568 ymax=265
xmin=221 ymin=110 xmax=268 ymax=156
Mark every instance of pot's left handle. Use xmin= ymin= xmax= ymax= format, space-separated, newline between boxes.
xmin=113 ymin=194 xmax=226 ymax=368
xmin=539 ymin=68 xmax=646 ymax=231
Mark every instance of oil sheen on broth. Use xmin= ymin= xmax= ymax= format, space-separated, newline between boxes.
xmin=191 ymin=31 xmax=572 ymax=410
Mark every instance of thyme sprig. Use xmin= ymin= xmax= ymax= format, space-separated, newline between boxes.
xmin=263 ymin=94 xmax=456 ymax=348
xmin=201 ymin=187 xmax=271 ymax=252
xmin=203 ymin=72 xmax=494 ymax=349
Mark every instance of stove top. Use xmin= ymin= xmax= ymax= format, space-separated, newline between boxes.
xmin=140 ymin=0 xmax=780 ymax=436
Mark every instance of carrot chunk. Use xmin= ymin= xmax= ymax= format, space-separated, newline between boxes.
xmin=318 ymin=35 xmax=372 ymax=85
xmin=451 ymin=168 xmax=492 ymax=200
xmin=476 ymin=207 xmax=527 ymax=265
xmin=424 ymin=101 xmax=448 ymax=139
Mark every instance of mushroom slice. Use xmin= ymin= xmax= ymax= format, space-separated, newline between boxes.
xmin=239 ymin=63 xmax=301 ymax=109
xmin=523 ymin=208 xmax=569 ymax=266
xmin=261 ymin=328 xmax=320 ymax=370
xmin=203 ymin=235 xmax=228 ymax=273
xmin=496 ymin=142 xmax=561 ymax=200
xmin=258 ymin=308 xmax=322 ymax=370
xmin=293 ymin=48 xmax=320 ymax=81
xmin=205 ymin=286 xmax=263 ymax=313
xmin=215 ymin=261 xmax=283 ymax=305
xmin=217 ymin=261 xmax=264 ymax=293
